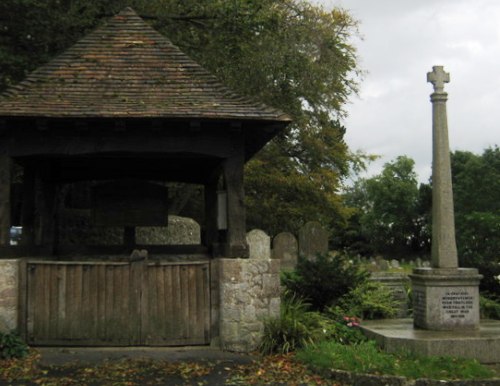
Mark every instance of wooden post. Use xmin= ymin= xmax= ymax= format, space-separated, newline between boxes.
xmin=223 ymin=153 xmax=248 ymax=257
xmin=204 ymin=179 xmax=219 ymax=254
xmin=0 ymin=156 xmax=11 ymax=245
xmin=20 ymin=167 xmax=36 ymax=246
xmin=38 ymin=179 xmax=56 ymax=252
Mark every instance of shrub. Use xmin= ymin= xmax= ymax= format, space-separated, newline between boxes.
xmin=259 ymin=293 xmax=339 ymax=354
xmin=282 ymin=252 xmax=369 ymax=311
xmin=480 ymin=295 xmax=500 ymax=320
xmin=331 ymin=281 xmax=400 ymax=320
xmin=0 ymin=331 xmax=28 ymax=359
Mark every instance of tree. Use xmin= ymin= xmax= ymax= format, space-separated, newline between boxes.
xmin=0 ymin=0 xmax=362 ymax=235
xmin=343 ymin=156 xmax=430 ymax=256
xmin=451 ymin=147 xmax=500 ymax=295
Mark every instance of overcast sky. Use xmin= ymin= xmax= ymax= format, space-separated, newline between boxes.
xmin=314 ymin=0 xmax=500 ymax=183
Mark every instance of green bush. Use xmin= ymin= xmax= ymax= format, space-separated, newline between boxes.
xmin=331 ymin=281 xmax=399 ymax=320
xmin=0 ymin=331 xmax=28 ymax=359
xmin=282 ymin=253 xmax=369 ymax=311
xmin=297 ymin=340 xmax=495 ymax=380
xmin=480 ymin=295 xmax=500 ymax=319
xmin=259 ymin=293 xmax=338 ymax=354
xmin=259 ymin=291 xmax=367 ymax=354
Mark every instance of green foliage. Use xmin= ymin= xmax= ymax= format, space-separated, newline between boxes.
xmin=297 ymin=340 xmax=495 ymax=380
xmin=282 ymin=253 xmax=369 ymax=311
xmin=259 ymin=293 xmax=330 ymax=355
xmin=480 ymin=295 xmax=500 ymax=320
xmin=330 ymin=281 xmax=399 ymax=320
xmin=451 ymin=147 xmax=500 ymax=295
xmin=342 ymin=156 xmax=430 ymax=256
xmin=0 ymin=331 xmax=28 ymax=360
xmin=259 ymin=292 xmax=366 ymax=354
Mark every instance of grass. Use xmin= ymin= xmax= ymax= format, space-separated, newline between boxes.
xmin=297 ymin=340 xmax=497 ymax=380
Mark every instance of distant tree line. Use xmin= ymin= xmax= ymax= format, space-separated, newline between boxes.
xmin=336 ymin=147 xmax=500 ymax=295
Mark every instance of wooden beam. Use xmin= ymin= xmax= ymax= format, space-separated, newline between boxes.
xmin=222 ymin=152 xmax=248 ymax=257
xmin=203 ymin=179 xmax=219 ymax=254
xmin=0 ymin=156 xmax=11 ymax=245
xmin=20 ymin=167 xmax=36 ymax=246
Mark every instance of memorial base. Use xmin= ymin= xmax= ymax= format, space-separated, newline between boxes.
xmin=409 ymin=268 xmax=482 ymax=330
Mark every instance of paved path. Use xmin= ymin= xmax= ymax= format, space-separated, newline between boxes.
xmin=38 ymin=346 xmax=255 ymax=366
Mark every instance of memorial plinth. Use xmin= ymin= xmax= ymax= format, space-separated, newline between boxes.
xmin=410 ymin=268 xmax=482 ymax=330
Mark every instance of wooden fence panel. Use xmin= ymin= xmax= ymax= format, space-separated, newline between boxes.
xmin=27 ymin=261 xmax=136 ymax=345
xmin=26 ymin=260 xmax=210 ymax=346
xmin=143 ymin=262 xmax=210 ymax=346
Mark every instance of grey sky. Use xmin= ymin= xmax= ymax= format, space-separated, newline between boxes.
xmin=314 ymin=0 xmax=500 ymax=182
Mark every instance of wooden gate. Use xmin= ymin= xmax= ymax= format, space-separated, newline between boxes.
xmin=25 ymin=260 xmax=210 ymax=346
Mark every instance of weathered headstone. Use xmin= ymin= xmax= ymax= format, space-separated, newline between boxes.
xmin=410 ymin=66 xmax=482 ymax=331
xmin=370 ymin=272 xmax=410 ymax=318
xmin=298 ymin=221 xmax=328 ymax=260
xmin=378 ymin=259 xmax=390 ymax=271
xmin=272 ymin=232 xmax=298 ymax=270
xmin=246 ymin=229 xmax=271 ymax=259
xmin=390 ymin=259 xmax=400 ymax=269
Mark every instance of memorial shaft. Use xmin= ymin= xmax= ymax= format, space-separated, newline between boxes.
xmin=427 ymin=66 xmax=458 ymax=268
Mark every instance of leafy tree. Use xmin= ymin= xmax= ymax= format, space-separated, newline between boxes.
xmin=451 ymin=147 xmax=500 ymax=295
xmin=0 ymin=0 xmax=362 ymax=235
xmin=343 ymin=156 xmax=430 ymax=256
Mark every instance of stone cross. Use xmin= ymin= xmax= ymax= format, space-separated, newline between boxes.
xmin=427 ymin=66 xmax=450 ymax=93
xmin=427 ymin=65 xmax=458 ymax=268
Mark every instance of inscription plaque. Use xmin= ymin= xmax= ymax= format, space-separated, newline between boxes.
xmin=441 ymin=290 xmax=474 ymax=319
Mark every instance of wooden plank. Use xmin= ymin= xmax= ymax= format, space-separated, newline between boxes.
xmin=181 ymin=265 xmax=189 ymax=340
xmin=81 ymin=264 xmax=92 ymax=340
xmin=97 ymin=264 xmax=106 ymax=341
xmin=88 ymin=264 xmax=98 ymax=342
xmin=187 ymin=265 xmax=197 ymax=339
xmin=48 ymin=265 xmax=59 ymax=339
xmin=74 ymin=264 xmax=84 ymax=340
xmin=202 ymin=263 xmax=211 ymax=342
xmin=164 ymin=265 xmax=173 ymax=341
xmin=105 ymin=264 xmax=114 ymax=342
xmin=172 ymin=265 xmax=182 ymax=341
xmin=41 ymin=264 xmax=51 ymax=341
xmin=129 ymin=261 xmax=142 ymax=345
xmin=26 ymin=264 xmax=36 ymax=343
xmin=18 ymin=259 xmax=28 ymax=340
xmin=157 ymin=265 xmax=166 ymax=339
xmin=57 ymin=265 xmax=68 ymax=340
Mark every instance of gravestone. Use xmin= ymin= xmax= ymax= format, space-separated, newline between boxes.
xmin=370 ymin=272 xmax=409 ymax=318
xmin=378 ymin=259 xmax=390 ymax=271
xmin=410 ymin=66 xmax=482 ymax=330
xmin=246 ymin=229 xmax=271 ymax=259
xmin=390 ymin=259 xmax=400 ymax=269
xmin=272 ymin=232 xmax=298 ymax=270
xmin=298 ymin=221 xmax=328 ymax=260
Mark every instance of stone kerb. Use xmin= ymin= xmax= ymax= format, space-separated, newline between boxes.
xmin=246 ymin=229 xmax=271 ymax=259
xmin=272 ymin=232 xmax=298 ymax=270
xmin=298 ymin=221 xmax=328 ymax=260
xmin=0 ymin=259 xmax=20 ymax=332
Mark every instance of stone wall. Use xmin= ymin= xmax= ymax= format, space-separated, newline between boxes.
xmin=59 ymin=210 xmax=200 ymax=245
xmin=214 ymin=257 xmax=281 ymax=352
xmin=0 ymin=259 xmax=19 ymax=332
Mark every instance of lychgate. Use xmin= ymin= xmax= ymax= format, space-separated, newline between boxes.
xmin=0 ymin=8 xmax=289 ymax=351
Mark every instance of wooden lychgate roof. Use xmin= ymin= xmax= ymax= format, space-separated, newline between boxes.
xmin=0 ymin=8 xmax=291 ymax=122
